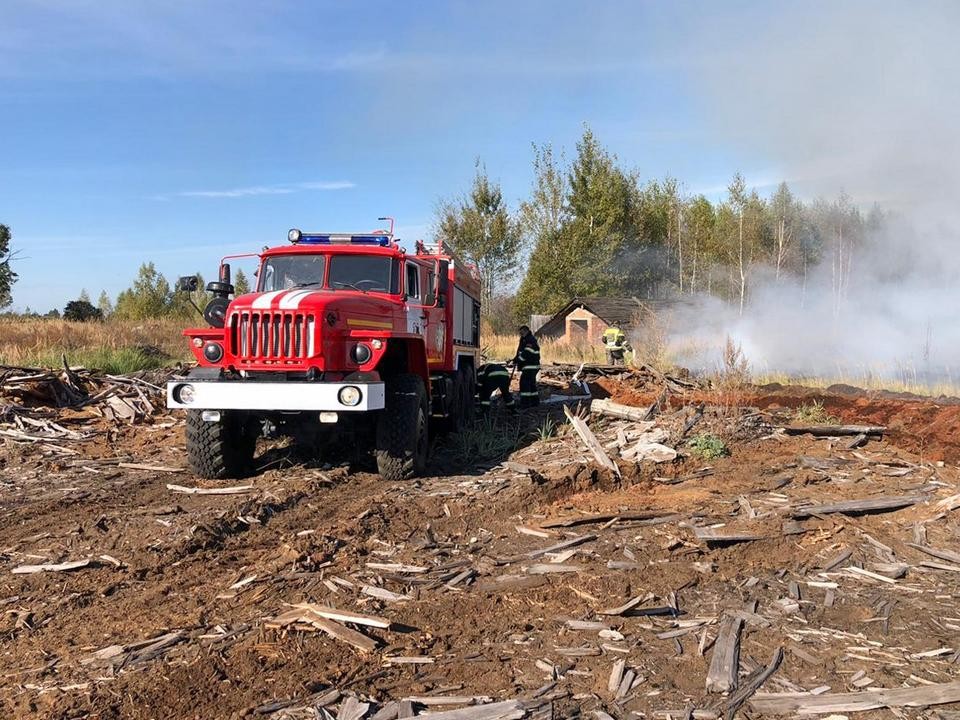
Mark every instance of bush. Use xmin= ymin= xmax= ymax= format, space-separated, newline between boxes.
xmin=687 ymin=433 xmax=729 ymax=460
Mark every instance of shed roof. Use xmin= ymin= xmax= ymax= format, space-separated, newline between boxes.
xmin=535 ymin=296 xmax=679 ymax=338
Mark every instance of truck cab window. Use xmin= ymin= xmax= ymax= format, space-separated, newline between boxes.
xmin=259 ymin=255 xmax=326 ymax=292
xmin=406 ymin=263 xmax=421 ymax=301
xmin=328 ymin=256 xmax=399 ymax=294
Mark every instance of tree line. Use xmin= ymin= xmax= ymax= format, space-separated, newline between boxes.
xmin=436 ymin=126 xmax=885 ymax=332
xmin=3 ymin=125 xmax=884 ymax=328
xmin=11 ymin=264 xmax=251 ymax=322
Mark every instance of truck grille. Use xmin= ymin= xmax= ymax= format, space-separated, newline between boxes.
xmin=229 ymin=312 xmax=315 ymax=363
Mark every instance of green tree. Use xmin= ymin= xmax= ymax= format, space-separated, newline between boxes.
xmin=114 ymin=262 xmax=172 ymax=319
xmin=97 ymin=290 xmax=113 ymax=317
xmin=0 ymin=225 xmax=17 ymax=308
xmin=78 ymin=288 xmax=91 ymax=304
xmin=435 ymin=161 xmax=521 ymax=317
xmin=515 ymin=127 xmax=637 ymax=319
xmin=768 ymin=182 xmax=803 ymax=280
xmin=234 ymin=268 xmax=251 ymax=295
xmin=685 ymin=195 xmax=716 ymax=294
xmin=63 ymin=298 xmax=103 ymax=322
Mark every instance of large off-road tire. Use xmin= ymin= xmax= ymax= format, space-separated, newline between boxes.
xmin=375 ymin=374 xmax=428 ymax=481
xmin=185 ymin=410 xmax=257 ymax=479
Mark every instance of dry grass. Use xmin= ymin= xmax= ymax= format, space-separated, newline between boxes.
xmin=482 ymin=334 xmax=612 ymax=365
xmin=0 ymin=318 xmax=190 ymax=373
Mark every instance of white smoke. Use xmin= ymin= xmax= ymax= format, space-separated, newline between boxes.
xmin=667 ymin=1 xmax=960 ymax=384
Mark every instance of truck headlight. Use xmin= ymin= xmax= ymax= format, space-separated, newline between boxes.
xmin=203 ymin=342 xmax=224 ymax=363
xmin=173 ymin=383 xmax=196 ymax=404
xmin=350 ymin=343 xmax=372 ymax=364
xmin=338 ymin=386 xmax=362 ymax=406
xmin=288 ymin=228 xmax=302 ymax=243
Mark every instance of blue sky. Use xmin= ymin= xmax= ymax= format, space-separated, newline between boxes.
xmin=1 ymin=0 xmax=954 ymax=311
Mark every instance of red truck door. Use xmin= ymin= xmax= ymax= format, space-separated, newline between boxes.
xmin=405 ymin=261 xmax=444 ymax=364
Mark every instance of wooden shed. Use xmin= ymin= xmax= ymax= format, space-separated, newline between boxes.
xmin=534 ymin=296 xmax=679 ymax=344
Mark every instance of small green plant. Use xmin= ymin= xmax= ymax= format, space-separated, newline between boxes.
xmin=687 ymin=433 xmax=729 ymax=460
xmin=793 ymin=400 xmax=837 ymax=424
xmin=535 ymin=417 xmax=557 ymax=442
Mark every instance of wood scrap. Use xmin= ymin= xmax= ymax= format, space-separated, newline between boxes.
xmin=563 ymin=405 xmax=620 ymax=477
xmin=166 ymin=483 xmax=257 ymax=495
xmin=749 ymin=679 xmax=960 ymax=715
xmin=783 ymin=424 xmax=886 ymax=437
xmin=12 ymin=558 xmax=98 ymax=574
xmin=705 ymin=615 xmax=744 ymax=693
xmin=589 ymin=398 xmax=654 ymax=423
xmin=790 ymin=495 xmax=926 ymax=518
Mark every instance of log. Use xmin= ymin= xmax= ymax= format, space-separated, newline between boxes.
xmin=782 ymin=424 xmax=886 ymax=437
xmin=589 ymin=398 xmax=655 ymax=423
xmin=563 ymin=406 xmax=620 ymax=477
xmin=790 ymin=495 xmax=925 ymax=518
xmin=706 ymin=615 xmax=744 ymax=693
xmin=749 ymin=680 xmax=960 ymax=715
xmin=540 ymin=510 xmax=671 ymax=528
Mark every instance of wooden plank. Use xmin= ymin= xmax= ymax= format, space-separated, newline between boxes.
xmin=907 ymin=543 xmax=960 ymax=566
xmin=166 ymin=483 xmax=256 ymax=495
xmin=691 ymin=526 xmax=766 ymax=545
xmin=402 ymin=700 xmax=525 ymax=720
xmin=540 ymin=511 xmax=669 ymax=528
xmin=292 ymin=603 xmax=390 ymax=629
xmin=706 ymin=615 xmax=744 ymax=694
xmin=524 ymin=534 xmax=597 ymax=560
xmin=589 ymin=398 xmax=655 ymax=423
xmin=791 ymin=495 xmax=925 ymax=518
xmin=722 ymin=646 xmax=784 ymax=720
xmin=305 ymin=615 xmax=378 ymax=654
xmin=564 ymin=406 xmax=620 ymax=477
xmin=525 ymin=564 xmax=584 ymax=575
xmin=782 ymin=424 xmax=886 ymax=437
xmin=749 ymin=680 xmax=960 ymax=715
xmin=12 ymin=558 xmax=96 ymax=574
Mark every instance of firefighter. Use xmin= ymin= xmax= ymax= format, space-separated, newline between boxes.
xmin=476 ymin=363 xmax=515 ymax=411
xmin=602 ymin=322 xmax=631 ymax=366
xmin=512 ymin=325 xmax=541 ymax=408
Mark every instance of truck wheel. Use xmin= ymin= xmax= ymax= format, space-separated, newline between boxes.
xmin=376 ymin=374 xmax=428 ymax=481
xmin=185 ymin=410 xmax=257 ymax=479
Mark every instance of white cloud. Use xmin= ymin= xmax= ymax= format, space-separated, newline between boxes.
xmin=153 ymin=180 xmax=355 ymax=201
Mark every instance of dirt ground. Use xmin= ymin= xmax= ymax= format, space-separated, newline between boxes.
xmin=3 ymin=373 xmax=960 ymax=719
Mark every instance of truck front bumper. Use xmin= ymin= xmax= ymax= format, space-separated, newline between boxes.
xmin=166 ymin=380 xmax=385 ymax=412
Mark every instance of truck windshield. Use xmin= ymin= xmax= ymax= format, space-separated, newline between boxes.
xmin=259 ymin=255 xmax=327 ymax=292
xmin=328 ymin=255 xmax=399 ymax=294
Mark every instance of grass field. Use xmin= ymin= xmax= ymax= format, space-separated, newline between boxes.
xmin=3 ymin=318 xmax=958 ymax=398
xmin=0 ymin=318 xmax=190 ymax=373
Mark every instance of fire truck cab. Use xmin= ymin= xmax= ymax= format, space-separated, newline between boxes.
xmin=167 ymin=223 xmax=480 ymax=481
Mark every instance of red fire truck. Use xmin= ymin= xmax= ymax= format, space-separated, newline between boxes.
xmin=166 ymin=221 xmax=481 ymax=481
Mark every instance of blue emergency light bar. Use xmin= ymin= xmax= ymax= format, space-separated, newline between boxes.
xmin=288 ymin=228 xmax=391 ymax=246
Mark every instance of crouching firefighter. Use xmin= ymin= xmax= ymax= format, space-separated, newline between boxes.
xmin=476 ymin=363 xmax=515 ymax=411
xmin=513 ymin=325 xmax=541 ymax=408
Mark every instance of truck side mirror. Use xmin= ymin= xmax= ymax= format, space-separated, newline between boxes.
xmin=177 ymin=275 xmax=199 ymax=293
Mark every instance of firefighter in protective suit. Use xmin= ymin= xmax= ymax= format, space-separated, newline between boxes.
xmin=476 ymin=363 xmax=515 ymax=411
xmin=602 ymin=322 xmax=631 ymax=366
xmin=512 ymin=325 xmax=541 ymax=407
